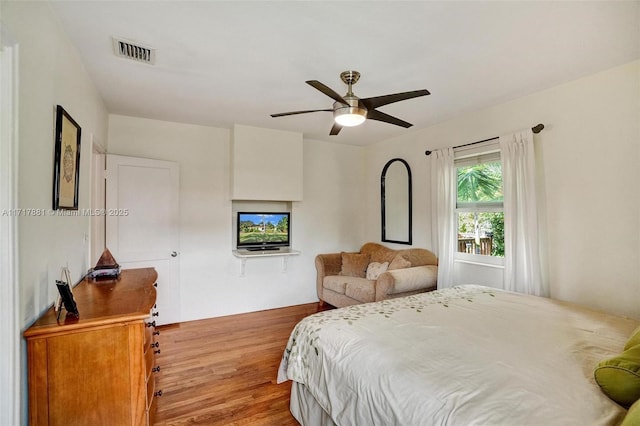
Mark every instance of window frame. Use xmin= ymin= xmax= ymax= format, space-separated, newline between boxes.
xmin=454 ymin=145 xmax=504 ymax=267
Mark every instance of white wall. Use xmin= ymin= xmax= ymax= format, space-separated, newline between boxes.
xmin=2 ymin=1 xmax=109 ymax=324
xmin=108 ymin=115 xmax=365 ymax=322
xmin=365 ymin=60 xmax=640 ymax=319
xmin=230 ymin=124 xmax=303 ymax=201
xmin=2 ymin=2 xmax=109 ymax=424
xmin=362 ymin=130 xmax=433 ymax=251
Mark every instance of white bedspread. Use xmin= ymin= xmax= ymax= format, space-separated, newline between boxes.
xmin=278 ymin=285 xmax=638 ymax=426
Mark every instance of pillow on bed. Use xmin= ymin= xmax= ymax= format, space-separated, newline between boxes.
xmin=594 ymin=344 xmax=640 ymax=408
xmin=621 ymin=398 xmax=640 ymax=426
xmin=625 ymin=326 xmax=640 ymax=351
xmin=366 ymin=261 xmax=389 ymax=280
xmin=339 ymin=252 xmax=370 ymax=278
xmin=388 ymin=254 xmax=411 ymax=270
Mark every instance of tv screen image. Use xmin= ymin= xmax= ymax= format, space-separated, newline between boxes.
xmin=237 ymin=212 xmax=290 ymax=249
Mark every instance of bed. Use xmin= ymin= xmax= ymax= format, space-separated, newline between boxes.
xmin=277 ymin=285 xmax=639 ymax=426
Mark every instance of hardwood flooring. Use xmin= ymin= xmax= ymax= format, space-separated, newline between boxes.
xmin=153 ymin=302 xmax=332 ymax=425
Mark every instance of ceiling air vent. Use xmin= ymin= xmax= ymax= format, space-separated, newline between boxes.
xmin=112 ymin=37 xmax=156 ymax=65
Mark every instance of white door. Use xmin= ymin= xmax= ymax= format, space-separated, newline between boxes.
xmin=106 ymin=154 xmax=180 ymax=325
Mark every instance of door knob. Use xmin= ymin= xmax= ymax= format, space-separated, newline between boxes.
xmin=171 ymin=251 xmax=177 ymax=257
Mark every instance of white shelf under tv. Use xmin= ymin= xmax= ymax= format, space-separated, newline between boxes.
xmin=232 ymin=248 xmax=301 ymax=276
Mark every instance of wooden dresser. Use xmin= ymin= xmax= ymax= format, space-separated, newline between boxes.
xmin=24 ymin=268 xmax=161 ymax=426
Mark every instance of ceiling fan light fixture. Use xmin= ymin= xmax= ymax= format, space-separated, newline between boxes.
xmin=334 ymin=106 xmax=367 ymax=127
xmin=271 ymin=70 xmax=429 ymax=135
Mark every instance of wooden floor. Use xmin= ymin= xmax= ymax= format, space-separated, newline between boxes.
xmin=153 ymin=302 xmax=332 ymax=425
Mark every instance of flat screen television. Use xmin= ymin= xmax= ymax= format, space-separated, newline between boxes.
xmin=237 ymin=212 xmax=290 ymax=251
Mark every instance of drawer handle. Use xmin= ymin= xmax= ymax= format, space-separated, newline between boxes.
xmin=152 ymin=312 xmax=159 ymax=317
xmin=147 ymin=321 xmax=156 ymax=328
xmin=153 ymin=330 xmax=160 ymax=336
xmin=154 ymin=349 xmax=161 ymax=355
xmin=151 ymin=342 xmax=159 ymax=348
xmin=152 ymin=366 xmax=161 ymax=373
xmin=154 ymin=390 xmax=163 ymax=397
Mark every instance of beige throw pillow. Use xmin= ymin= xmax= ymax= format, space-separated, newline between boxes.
xmin=366 ymin=261 xmax=389 ymax=280
xmin=339 ymin=252 xmax=370 ymax=278
xmin=388 ymin=254 xmax=412 ymax=270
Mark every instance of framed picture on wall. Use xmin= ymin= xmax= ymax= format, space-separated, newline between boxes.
xmin=53 ymin=105 xmax=81 ymax=210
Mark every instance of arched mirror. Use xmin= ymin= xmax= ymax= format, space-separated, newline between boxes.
xmin=381 ymin=158 xmax=412 ymax=245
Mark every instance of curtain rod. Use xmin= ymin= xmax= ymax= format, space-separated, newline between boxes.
xmin=424 ymin=123 xmax=544 ymax=156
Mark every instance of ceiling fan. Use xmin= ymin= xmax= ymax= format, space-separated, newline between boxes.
xmin=271 ymin=70 xmax=430 ymax=135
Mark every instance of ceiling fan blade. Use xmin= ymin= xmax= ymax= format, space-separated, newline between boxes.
xmin=360 ymin=89 xmax=430 ymax=110
xmin=329 ymin=123 xmax=342 ymax=135
xmin=367 ymin=109 xmax=413 ymax=128
xmin=271 ymin=109 xmax=333 ymax=118
xmin=306 ymin=80 xmax=348 ymax=105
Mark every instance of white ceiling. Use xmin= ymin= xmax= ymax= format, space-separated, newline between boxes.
xmin=49 ymin=1 xmax=639 ymax=146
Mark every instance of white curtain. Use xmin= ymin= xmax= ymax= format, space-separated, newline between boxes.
xmin=430 ymin=148 xmax=456 ymax=289
xmin=499 ymin=129 xmax=546 ymax=296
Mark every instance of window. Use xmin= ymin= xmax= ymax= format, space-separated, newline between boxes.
xmin=455 ymin=150 xmax=504 ymax=260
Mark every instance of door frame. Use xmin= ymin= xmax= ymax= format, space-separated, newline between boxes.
xmin=90 ymin=136 xmax=106 ymax=265
xmin=0 ymin=23 xmax=20 ymax=426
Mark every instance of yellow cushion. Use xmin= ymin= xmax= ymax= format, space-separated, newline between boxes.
xmin=625 ymin=325 xmax=640 ymax=351
xmin=621 ymin=398 xmax=640 ymax=426
xmin=594 ymin=344 xmax=640 ymax=408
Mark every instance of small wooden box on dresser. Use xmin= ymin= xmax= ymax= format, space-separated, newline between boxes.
xmin=24 ymin=268 xmax=162 ymax=426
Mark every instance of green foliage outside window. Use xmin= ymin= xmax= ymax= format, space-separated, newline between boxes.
xmin=457 ymin=162 xmax=502 ymax=203
xmin=487 ymin=212 xmax=504 ymax=257
xmin=457 ymin=161 xmax=504 ymax=257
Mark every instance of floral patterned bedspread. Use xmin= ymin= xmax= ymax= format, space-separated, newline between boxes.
xmin=278 ymin=285 xmax=637 ymax=426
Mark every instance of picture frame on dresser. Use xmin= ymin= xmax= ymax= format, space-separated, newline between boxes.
xmin=52 ymin=105 xmax=81 ymax=210
xmin=54 ymin=266 xmax=79 ymax=319
xmin=55 ymin=280 xmax=78 ymax=319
